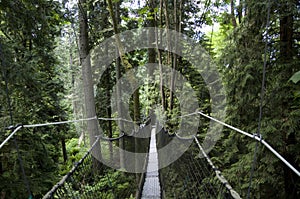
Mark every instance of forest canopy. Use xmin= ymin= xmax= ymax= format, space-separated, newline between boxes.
xmin=0 ymin=0 xmax=299 ymax=198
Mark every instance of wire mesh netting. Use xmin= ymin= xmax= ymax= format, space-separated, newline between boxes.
xmin=158 ymin=129 xmax=238 ymax=199
xmin=43 ymin=122 xmax=151 ymax=199
xmin=43 ymin=137 xmax=142 ymax=199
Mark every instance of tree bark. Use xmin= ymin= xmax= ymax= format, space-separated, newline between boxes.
xmin=169 ymin=0 xmax=176 ymax=112
xmin=279 ymin=1 xmax=298 ymax=198
xmin=106 ymin=66 xmax=113 ymax=161
xmin=61 ymin=138 xmax=67 ymax=162
xmin=107 ymin=0 xmax=126 ymax=169
xmin=231 ymin=0 xmax=237 ymax=27
xmin=148 ymin=0 xmax=156 ymax=76
xmin=147 ymin=0 xmax=156 ymax=118
xmin=237 ymin=0 xmax=243 ymax=24
xmin=78 ymin=0 xmax=102 ymax=166
xmin=134 ymin=88 xmax=140 ymax=176
xmin=158 ymin=0 xmax=166 ymax=111
xmin=163 ymin=0 xmax=171 ymax=112
xmin=280 ymin=6 xmax=293 ymax=61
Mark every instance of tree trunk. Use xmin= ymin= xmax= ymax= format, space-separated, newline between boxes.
xmin=237 ymin=0 xmax=243 ymax=24
xmin=78 ymin=0 xmax=102 ymax=167
xmin=231 ymin=0 xmax=237 ymax=27
xmin=134 ymin=89 xmax=140 ymax=176
xmin=279 ymin=1 xmax=298 ymax=198
xmin=169 ymin=0 xmax=180 ymax=112
xmin=147 ymin=0 xmax=156 ymax=117
xmin=106 ymin=67 xmax=113 ymax=161
xmin=158 ymin=0 xmax=166 ymax=111
xmin=280 ymin=6 xmax=293 ymax=61
xmin=148 ymin=0 xmax=156 ymax=75
xmin=163 ymin=0 xmax=171 ymax=112
xmin=61 ymin=138 xmax=68 ymax=163
xmin=107 ymin=0 xmax=126 ymax=169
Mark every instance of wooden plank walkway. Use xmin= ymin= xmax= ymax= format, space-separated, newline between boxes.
xmin=141 ymin=127 xmax=161 ymax=199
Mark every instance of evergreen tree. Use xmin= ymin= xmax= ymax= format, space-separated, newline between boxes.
xmin=213 ymin=0 xmax=300 ymax=197
xmin=0 ymin=0 xmax=68 ymax=197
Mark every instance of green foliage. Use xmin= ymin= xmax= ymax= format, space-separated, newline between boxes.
xmin=209 ymin=0 xmax=300 ymax=198
xmin=1 ymin=0 xmax=299 ymax=198
xmin=290 ymin=71 xmax=300 ymax=84
xmin=58 ymin=138 xmax=88 ymax=175
xmin=0 ymin=0 xmax=69 ymax=198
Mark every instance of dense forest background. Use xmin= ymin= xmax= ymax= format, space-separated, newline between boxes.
xmin=0 ymin=0 xmax=299 ymax=198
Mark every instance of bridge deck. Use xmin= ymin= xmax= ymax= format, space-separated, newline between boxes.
xmin=141 ymin=127 xmax=161 ymax=199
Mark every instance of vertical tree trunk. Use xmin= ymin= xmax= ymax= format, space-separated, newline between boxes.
xmin=169 ymin=0 xmax=180 ymax=112
xmin=158 ymin=0 xmax=166 ymax=111
xmin=163 ymin=0 xmax=171 ymax=69
xmin=134 ymin=89 xmax=140 ymax=177
xmin=279 ymin=1 xmax=297 ymax=198
xmin=147 ymin=0 xmax=156 ymax=118
xmin=106 ymin=67 xmax=113 ymax=161
xmin=280 ymin=5 xmax=293 ymax=61
xmin=237 ymin=0 xmax=243 ymax=24
xmin=163 ymin=0 xmax=171 ymax=112
xmin=69 ymin=32 xmax=85 ymax=147
xmin=61 ymin=138 xmax=68 ymax=162
xmin=148 ymin=0 xmax=156 ymax=75
xmin=107 ymin=0 xmax=126 ymax=169
xmin=78 ymin=0 xmax=102 ymax=166
xmin=231 ymin=0 xmax=237 ymax=27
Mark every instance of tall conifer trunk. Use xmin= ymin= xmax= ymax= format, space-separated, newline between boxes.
xmin=279 ymin=1 xmax=298 ymax=198
xmin=107 ymin=0 xmax=127 ymax=169
xmin=78 ymin=0 xmax=102 ymax=167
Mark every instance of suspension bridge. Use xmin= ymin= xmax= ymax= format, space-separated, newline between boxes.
xmin=1 ymin=111 xmax=299 ymax=199
xmin=40 ymin=116 xmax=241 ymax=199
xmin=2 ymin=1 xmax=299 ymax=197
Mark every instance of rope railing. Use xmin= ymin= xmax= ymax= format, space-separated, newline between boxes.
xmin=42 ymin=119 xmax=151 ymax=199
xmin=194 ymin=136 xmax=241 ymax=199
xmin=196 ymin=111 xmax=300 ymax=177
xmin=158 ymin=128 xmax=241 ymax=199
xmin=2 ymin=109 xmax=299 ymax=198
xmin=42 ymin=136 xmax=139 ymax=199
xmin=161 ymin=110 xmax=300 ymax=177
xmin=43 ymin=137 xmax=101 ymax=199
xmin=0 ymin=116 xmax=151 ymax=150
xmin=3 ymin=110 xmax=298 ymax=179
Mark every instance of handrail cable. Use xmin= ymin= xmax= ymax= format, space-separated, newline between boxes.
xmin=194 ymin=136 xmax=241 ymax=199
xmin=1 ymin=110 xmax=299 ymax=177
xmin=0 ymin=125 xmax=23 ymax=149
xmin=0 ymin=116 xmax=140 ymax=149
xmin=43 ymin=136 xmax=101 ymax=199
xmin=196 ymin=111 xmax=300 ymax=177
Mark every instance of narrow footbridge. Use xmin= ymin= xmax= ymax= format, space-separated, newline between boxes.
xmin=42 ymin=123 xmax=240 ymax=199
xmin=141 ymin=127 xmax=161 ymax=199
xmin=2 ymin=112 xmax=299 ymax=198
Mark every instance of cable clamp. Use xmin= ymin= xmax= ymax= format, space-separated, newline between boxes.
xmin=5 ymin=125 xmax=14 ymax=130
xmin=253 ymin=133 xmax=263 ymax=142
xmin=5 ymin=124 xmax=23 ymax=131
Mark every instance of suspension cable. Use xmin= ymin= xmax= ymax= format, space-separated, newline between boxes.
xmin=1 ymin=116 xmax=137 ymax=147
xmin=194 ymin=136 xmax=241 ymax=199
xmin=196 ymin=111 xmax=300 ymax=177
xmin=0 ymin=125 xmax=23 ymax=149
xmin=23 ymin=116 xmax=98 ymax=128
xmin=2 ymin=109 xmax=299 ymax=177
xmin=247 ymin=0 xmax=271 ymax=197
